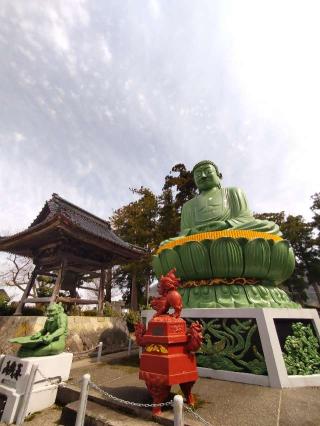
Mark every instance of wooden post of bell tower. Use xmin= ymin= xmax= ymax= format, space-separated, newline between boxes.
xmin=14 ymin=266 xmax=39 ymax=315
xmin=98 ymin=268 xmax=106 ymax=316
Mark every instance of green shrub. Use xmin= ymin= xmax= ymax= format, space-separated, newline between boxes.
xmin=283 ymin=322 xmax=320 ymax=375
xmin=0 ymin=292 xmax=10 ymax=315
xmin=22 ymin=306 xmax=46 ymax=316
xmin=36 ymin=284 xmax=54 ymax=297
xmin=123 ymin=310 xmax=141 ymax=332
xmin=104 ymin=304 xmax=121 ymax=317
xmin=82 ymin=309 xmax=98 ymax=317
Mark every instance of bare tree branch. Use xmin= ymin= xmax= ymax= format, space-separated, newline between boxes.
xmin=0 ymin=254 xmax=34 ymax=295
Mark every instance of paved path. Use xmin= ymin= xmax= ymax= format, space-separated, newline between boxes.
xmin=2 ymin=351 xmax=320 ymax=425
xmin=69 ymin=353 xmax=320 ymax=426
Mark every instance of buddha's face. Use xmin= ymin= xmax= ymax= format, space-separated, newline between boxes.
xmin=194 ymin=163 xmax=220 ymax=191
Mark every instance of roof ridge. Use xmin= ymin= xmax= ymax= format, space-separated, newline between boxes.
xmin=52 ymin=193 xmax=111 ymax=228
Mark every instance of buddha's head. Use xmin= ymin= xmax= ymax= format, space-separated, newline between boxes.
xmin=192 ymin=160 xmax=222 ymax=192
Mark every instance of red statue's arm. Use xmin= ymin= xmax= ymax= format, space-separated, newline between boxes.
xmin=134 ymin=323 xmax=146 ymax=346
xmin=185 ymin=321 xmax=203 ymax=352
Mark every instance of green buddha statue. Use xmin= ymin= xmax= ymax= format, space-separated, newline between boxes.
xmin=180 ymin=160 xmax=280 ymax=236
xmin=9 ymin=303 xmax=68 ymax=357
xmin=152 ymin=160 xmax=298 ymax=308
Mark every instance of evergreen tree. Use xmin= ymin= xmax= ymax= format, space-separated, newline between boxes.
xmin=163 ymin=163 xmax=197 ymax=214
xmin=308 ymin=193 xmax=320 ymax=305
xmin=110 ymin=187 xmax=158 ymax=308
xmin=255 ymin=211 xmax=316 ymax=305
xmin=157 ymin=188 xmax=180 ymax=242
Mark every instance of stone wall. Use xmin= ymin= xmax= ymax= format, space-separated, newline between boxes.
xmin=0 ymin=316 xmax=129 ymax=355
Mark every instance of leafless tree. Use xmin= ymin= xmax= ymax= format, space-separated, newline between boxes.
xmin=0 ymin=254 xmax=34 ymax=295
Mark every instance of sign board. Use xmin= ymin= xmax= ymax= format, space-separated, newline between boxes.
xmin=0 ymin=356 xmax=31 ymax=393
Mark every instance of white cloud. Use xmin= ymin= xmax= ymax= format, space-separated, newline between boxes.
xmin=98 ymin=37 xmax=112 ymax=64
xmin=0 ymin=0 xmax=319 ymax=239
xmin=149 ymin=0 xmax=161 ymax=20
xmin=13 ymin=132 xmax=25 ymax=142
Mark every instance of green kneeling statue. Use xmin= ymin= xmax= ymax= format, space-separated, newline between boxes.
xmin=9 ymin=303 xmax=68 ymax=357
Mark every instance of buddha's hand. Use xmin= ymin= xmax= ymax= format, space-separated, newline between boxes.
xmin=194 ymin=221 xmax=229 ymax=233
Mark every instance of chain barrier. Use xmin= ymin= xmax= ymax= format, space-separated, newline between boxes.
xmin=89 ymin=381 xmax=173 ymax=408
xmin=37 ymin=368 xmax=62 ymax=386
xmin=68 ymin=374 xmax=213 ymax=426
xmin=70 ymin=342 xmax=138 ymax=358
xmin=184 ymin=404 xmax=213 ymax=426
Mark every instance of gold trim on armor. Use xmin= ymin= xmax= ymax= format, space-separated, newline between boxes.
xmin=157 ymin=229 xmax=282 ymax=254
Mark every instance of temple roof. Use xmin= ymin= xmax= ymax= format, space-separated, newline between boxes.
xmin=29 ymin=193 xmax=132 ymax=249
xmin=0 ymin=193 xmax=145 ymax=263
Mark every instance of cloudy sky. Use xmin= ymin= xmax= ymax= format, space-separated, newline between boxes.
xmin=0 ymin=0 xmax=319 ymax=236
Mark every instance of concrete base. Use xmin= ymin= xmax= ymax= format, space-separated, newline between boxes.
xmin=24 ymin=352 xmax=73 ymax=386
xmin=0 ymin=352 xmax=73 ymax=423
xmin=142 ymin=308 xmax=320 ymax=388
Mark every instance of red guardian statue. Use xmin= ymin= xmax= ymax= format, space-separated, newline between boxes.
xmin=135 ymin=269 xmax=203 ymax=415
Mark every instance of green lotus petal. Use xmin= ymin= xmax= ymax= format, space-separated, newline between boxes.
xmin=186 ymin=241 xmax=212 ymax=279
xmin=198 ymin=286 xmax=218 ymax=307
xmin=244 ymin=285 xmax=271 ymax=307
xmin=269 ymin=287 xmax=300 ymax=308
xmin=159 ymin=249 xmax=172 ymax=275
xmin=152 ymin=255 xmax=163 ymax=278
xmin=257 ymin=285 xmax=272 ymax=305
xmin=162 ymin=248 xmax=185 ymax=278
xmin=230 ymin=285 xmax=252 ymax=307
xmin=178 ymin=287 xmax=190 ymax=307
xmin=187 ymin=286 xmax=202 ymax=307
xmin=215 ymin=284 xmax=235 ymax=307
xmin=178 ymin=243 xmax=197 ymax=279
xmin=267 ymin=240 xmax=295 ymax=282
xmin=210 ymin=238 xmax=243 ymax=277
xmin=243 ymin=239 xmax=271 ymax=278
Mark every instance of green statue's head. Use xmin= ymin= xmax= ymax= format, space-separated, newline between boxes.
xmin=192 ymin=160 xmax=222 ymax=191
xmin=46 ymin=303 xmax=63 ymax=318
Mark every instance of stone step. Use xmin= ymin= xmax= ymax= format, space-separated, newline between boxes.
xmin=60 ymin=400 xmax=160 ymax=426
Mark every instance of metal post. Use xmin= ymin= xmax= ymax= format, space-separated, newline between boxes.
xmin=173 ymin=395 xmax=184 ymax=426
xmin=16 ymin=364 xmax=38 ymax=425
xmin=128 ymin=337 xmax=132 ymax=356
xmin=97 ymin=342 xmax=103 ymax=362
xmin=75 ymin=373 xmax=90 ymax=426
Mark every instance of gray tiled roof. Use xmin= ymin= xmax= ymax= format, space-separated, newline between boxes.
xmin=29 ymin=193 xmax=144 ymax=254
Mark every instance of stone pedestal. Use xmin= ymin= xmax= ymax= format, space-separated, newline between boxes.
xmin=0 ymin=352 xmax=73 ymax=423
xmin=142 ymin=308 xmax=320 ymax=388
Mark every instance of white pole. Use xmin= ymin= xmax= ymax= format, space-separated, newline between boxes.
xmin=128 ymin=337 xmax=132 ymax=356
xmin=75 ymin=373 xmax=90 ymax=426
xmin=97 ymin=341 xmax=103 ymax=362
xmin=173 ymin=395 xmax=184 ymax=426
xmin=16 ymin=364 xmax=38 ymax=426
